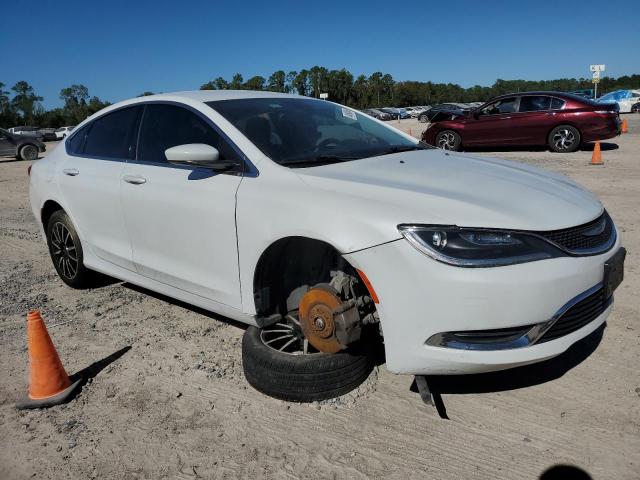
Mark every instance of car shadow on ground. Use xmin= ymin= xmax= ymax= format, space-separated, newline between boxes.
xmin=122 ymin=282 xmax=250 ymax=331
xmin=411 ymin=324 xmax=605 ymax=419
xmin=461 ymin=142 xmax=619 ymax=153
xmin=428 ymin=324 xmax=604 ymax=395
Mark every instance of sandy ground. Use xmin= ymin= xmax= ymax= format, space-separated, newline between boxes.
xmin=1 ymin=116 xmax=639 ymax=480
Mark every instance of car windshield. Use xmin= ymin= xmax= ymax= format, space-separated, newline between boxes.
xmin=207 ymin=98 xmax=427 ymax=167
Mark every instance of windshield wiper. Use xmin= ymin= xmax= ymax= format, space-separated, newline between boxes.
xmin=279 ymin=154 xmax=360 ymax=167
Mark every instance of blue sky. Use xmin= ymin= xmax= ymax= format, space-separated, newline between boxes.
xmin=2 ymin=0 xmax=638 ymax=109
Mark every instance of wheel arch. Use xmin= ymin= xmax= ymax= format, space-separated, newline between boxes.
xmin=41 ymin=199 xmax=65 ymax=230
xmin=252 ymin=236 xmax=356 ymax=317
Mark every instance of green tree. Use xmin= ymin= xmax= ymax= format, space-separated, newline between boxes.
xmin=11 ymin=81 xmax=43 ymax=124
xmin=230 ymin=73 xmax=244 ymax=90
xmin=60 ymin=84 xmax=90 ymax=124
xmin=292 ymin=70 xmax=309 ymax=96
xmin=267 ymin=70 xmax=286 ymax=93
xmin=244 ymin=76 xmax=266 ymax=91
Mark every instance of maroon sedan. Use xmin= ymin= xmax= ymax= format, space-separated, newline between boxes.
xmin=422 ymin=92 xmax=621 ymax=153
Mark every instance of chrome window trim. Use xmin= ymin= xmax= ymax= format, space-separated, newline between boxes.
xmin=425 ymin=283 xmax=611 ymax=351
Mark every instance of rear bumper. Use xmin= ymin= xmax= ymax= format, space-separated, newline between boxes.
xmin=344 ymin=234 xmax=621 ymax=375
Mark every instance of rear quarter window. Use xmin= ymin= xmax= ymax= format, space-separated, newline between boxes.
xmin=67 ymin=125 xmax=89 ymax=155
xmin=550 ymin=98 xmax=566 ymax=110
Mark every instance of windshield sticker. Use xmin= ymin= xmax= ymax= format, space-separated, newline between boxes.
xmin=341 ymin=107 xmax=357 ymax=120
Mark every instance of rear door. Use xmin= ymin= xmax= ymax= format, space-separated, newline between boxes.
xmin=58 ymin=107 xmax=142 ymax=271
xmin=120 ymin=103 xmax=244 ymax=308
xmin=462 ymin=97 xmax=519 ymax=145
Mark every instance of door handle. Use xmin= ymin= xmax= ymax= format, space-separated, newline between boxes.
xmin=63 ymin=168 xmax=79 ymax=176
xmin=122 ymin=175 xmax=147 ymax=185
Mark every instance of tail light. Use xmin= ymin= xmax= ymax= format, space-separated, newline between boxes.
xmin=27 ymin=165 xmax=32 ymax=176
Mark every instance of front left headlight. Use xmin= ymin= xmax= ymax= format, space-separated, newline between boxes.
xmin=398 ymin=225 xmax=564 ymax=267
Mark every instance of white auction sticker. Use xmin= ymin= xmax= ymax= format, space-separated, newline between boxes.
xmin=341 ymin=107 xmax=357 ymax=120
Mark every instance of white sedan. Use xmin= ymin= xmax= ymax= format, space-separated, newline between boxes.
xmin=29 ymin=91 xmax=625 ymax=402
xmin=54 ymin=126 xmax=75 ymax=139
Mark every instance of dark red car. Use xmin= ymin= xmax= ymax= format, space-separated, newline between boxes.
xmin=421 ymin=92 xmax=621 ymax=153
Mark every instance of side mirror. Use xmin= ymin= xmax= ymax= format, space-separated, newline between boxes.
xmin=472 ymin=110 xmax=480 ymax=119
xmin=164 ymin=143 xmax=236 ymax=172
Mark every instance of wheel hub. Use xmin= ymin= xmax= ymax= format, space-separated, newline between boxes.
xmin=298 ymin=286 xmax=344 ymax=353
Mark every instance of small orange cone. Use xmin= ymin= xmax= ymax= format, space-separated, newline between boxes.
xmin=16 ymin=310 xmax=81 ymax=409
xmin=621 ymin=119 xmax=628 ymax=133
xmin=590 ymin=141 xmax=603 ymax=165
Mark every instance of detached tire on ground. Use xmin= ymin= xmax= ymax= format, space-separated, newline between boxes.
xmin=242 ymin=326 xmax=374 ymax=402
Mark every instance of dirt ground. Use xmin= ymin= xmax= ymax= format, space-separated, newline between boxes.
xmin=1 ymin=117 xmax=639 ymax=480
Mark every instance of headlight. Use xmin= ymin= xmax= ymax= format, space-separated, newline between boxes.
xmin=398 ymin=225 xmax=563 ymax=267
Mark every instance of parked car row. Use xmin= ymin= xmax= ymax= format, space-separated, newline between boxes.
xmin=5 ymin=125 xmax=75 ymax=142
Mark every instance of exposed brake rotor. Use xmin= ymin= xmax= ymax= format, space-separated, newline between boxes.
xmin=298 ymin=285 xmax=344 ymax=353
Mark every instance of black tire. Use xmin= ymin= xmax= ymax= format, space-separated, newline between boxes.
xmin=435 ymin=130 xmax=462 ymax=151
xmin=18 ymin=144 xmax=39 ymax=161
xmin=548 ymin=125 xmax=581 ymax=153
xmin=418 ymin=114 xmax=428 ymax=123
xmin=632 ymin=105 xmax=640 ymax=114
xmin=242 ymin=326 xmax=374 ymax=402
xmin=46 ymin=210 xmax=94 ymax=288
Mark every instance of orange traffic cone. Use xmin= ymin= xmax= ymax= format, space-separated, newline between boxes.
xmin=590 ymin=141 xmax=603 ymax=166
xmin=621 ymin=119 xmax=628 ymax=133
xmin=16 ymin=310 xmax=81 ymax=409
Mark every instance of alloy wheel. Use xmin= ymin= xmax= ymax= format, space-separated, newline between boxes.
xmin=437 ymin=132 xmax=457 ymax=150
xmin=259 ymin=315 xmax=318 ymax=356
xmin=552 ymin=129 xmax=575 ymax=151
xmin=22 ymin=145 xmax=38 ymax=161
xmin=50 ymin=222 xmax=78 ymax=280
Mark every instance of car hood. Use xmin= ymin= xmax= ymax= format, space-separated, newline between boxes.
xmin=295 ymin=149 xmax=603 ymax=233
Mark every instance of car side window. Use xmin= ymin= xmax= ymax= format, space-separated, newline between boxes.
xmin=83 ymin=107 xmax=141 ymax=159
xmin=480 ymin=97 xmax=517 ymax=115
xmin=519 ymin=96 xmax=551 ymax=112
xmin=67 ymin=125 xmax=90 ymax=155
xmin=550 ymin=98 xmax=566 ymax=110
xmin=137 ymin=104 xmax=239 ymax=165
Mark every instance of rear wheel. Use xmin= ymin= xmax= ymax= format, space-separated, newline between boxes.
xmin=18 ymin=144 xmax=39 ymax=161
xmin=435 ymin=130 xmax=462 ymax=151
xmin=46 ymin=210 xmax=94 ymax=288
xmin=418 ymin=113 xmax=429 ymax=123
xmin=548 ymin=125 xmax=581 ymax=153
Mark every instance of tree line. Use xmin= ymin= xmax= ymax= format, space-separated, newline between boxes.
xmin=200 ymin=68 xmax=640 ymax=109
xmin=2 ymin=70 xmax=639 ymax=129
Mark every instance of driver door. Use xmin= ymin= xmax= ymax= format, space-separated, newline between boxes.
xmin=464 ymin=97 xmax=520 ymax=146
xmin=120 ymin=103 xmax=244 ymax=309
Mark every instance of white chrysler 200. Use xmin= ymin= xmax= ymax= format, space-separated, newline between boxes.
xmin=29 ymin=91 xmax=625 ymax=402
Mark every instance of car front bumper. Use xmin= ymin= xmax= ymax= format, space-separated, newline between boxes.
xmin=344 ymin=233 xmax=621 ymax=375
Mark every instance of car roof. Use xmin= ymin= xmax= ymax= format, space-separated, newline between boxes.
xmin=134 ymin=90 xmax=303 ymax=103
